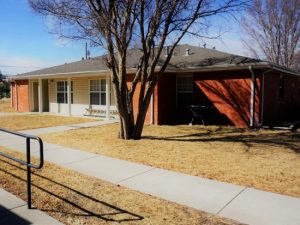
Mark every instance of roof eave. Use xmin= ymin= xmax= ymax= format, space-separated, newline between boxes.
xmin=165 ymin=63 xmax=300 ymax=76
xmin=8 ymin=62 xmax=300 ymax=80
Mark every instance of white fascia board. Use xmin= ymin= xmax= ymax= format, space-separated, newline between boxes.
xmin=9 ymin=68 xmax=139 ymax=80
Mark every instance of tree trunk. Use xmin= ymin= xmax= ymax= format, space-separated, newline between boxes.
xmin=131 ymin=104 xmax=149 ymax=140
xmin=116 ymin=86 xmax=153 ymax=140
xmin=118 ymin=107 xmax=134 ymax=140
xmin=131 ymin=86 xmax=153 ymax=140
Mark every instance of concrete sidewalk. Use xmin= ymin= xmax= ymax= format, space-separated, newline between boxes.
xmin=0 ymin=188 xmax=63 ymax=225
xmin=21 ymin=120 xmax=118 ymax=135
xmin=0 ymin=123 xmax=300 ymax=225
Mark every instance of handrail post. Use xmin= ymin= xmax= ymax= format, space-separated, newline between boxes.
xmin=26 ymin=138 xmax=32 ymax=209
xmin=0 ymin=128 xmax=44 ymax=209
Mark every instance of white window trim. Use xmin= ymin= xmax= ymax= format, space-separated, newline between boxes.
xmin=56 ymin=80 xmax=73 ymax=104
xmin=89 ymin=79 xmax=107 ymax=106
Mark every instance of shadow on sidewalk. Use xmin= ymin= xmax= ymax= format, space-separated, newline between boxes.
xmin=0 ymin=205 xmax=31 ymax=225
xmin=0 ymin=159 xmax=144 ymax=223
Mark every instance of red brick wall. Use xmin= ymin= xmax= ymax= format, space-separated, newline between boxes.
xmin=155 ymin=71 xmax=261 ymax=127
xmin=263 ymin=72 xmax=300 ymax=125
xmin=11 ymin=82 xmax=16 ymax=110
xmin=194 ymin=71 xmax=261 ymax=127
xmin=11 ymin=80 xmax=30 ymax=112
xmin=126 ymin=75 xmax=158 ymax=124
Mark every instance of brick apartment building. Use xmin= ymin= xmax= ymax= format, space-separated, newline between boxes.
xmin=9 ymin=45 xmax=300 ymax=127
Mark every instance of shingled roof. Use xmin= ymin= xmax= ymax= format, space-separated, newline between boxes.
xmin=12 ymin=44 xmax=299 ymax=78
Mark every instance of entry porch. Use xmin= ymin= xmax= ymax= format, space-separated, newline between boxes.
xmin=29 ymin=74 xmax=117 ymax=120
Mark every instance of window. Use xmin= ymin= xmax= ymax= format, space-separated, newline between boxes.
xmin=90 ymin=79 xmax=106 ymax=105
xmin=57 ymin=81 xmax=73 ymax=104
xmin=279 ymin=74 xmax=284 ymax=98
xmin=176 ymin=76 xmax=193 ymax=108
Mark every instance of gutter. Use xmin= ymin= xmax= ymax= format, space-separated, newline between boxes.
xmin=166 ymin=63 xmax=300 ymax=76
xmin=7 ymin=68 xmax=140 ymax=80
xmin=8 ymin=62 xmax=300 ymax=81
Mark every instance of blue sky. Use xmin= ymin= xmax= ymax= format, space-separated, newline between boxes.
xmin=0 ymin=0 xmax=246 ymax=75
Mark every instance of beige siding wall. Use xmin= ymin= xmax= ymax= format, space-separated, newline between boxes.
xmin=73 ymin=77 xmax=89 ymax=104
xmin=48 ymin=75 xmax=116 ymax=116
xmin=49 ymin=76 xmax=116 ymax=105
xmin=49 ymin=79 xmax=57 ymax=103
xmin=49 ymin=77 xmax=90 ymax=105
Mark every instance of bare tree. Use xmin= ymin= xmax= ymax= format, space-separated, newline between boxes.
xmin=29 ymin=0 xmax=247 ymax=139
xmin=292 ymin=51 xmax=300 ymax=71
xmin=241 ymin=0 xmax=300 ymax=69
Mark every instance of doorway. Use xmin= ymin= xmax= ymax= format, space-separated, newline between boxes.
xmin=32 ymin=82 xmax=39 ymax=112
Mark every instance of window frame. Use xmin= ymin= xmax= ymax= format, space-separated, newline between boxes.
xmin=56 ymin=81 xmax=73 ymax=104
xmin=89 ymin=79 xmax=107 ymax=106
xmin=176 ymin=75 xmax=194 ymax=108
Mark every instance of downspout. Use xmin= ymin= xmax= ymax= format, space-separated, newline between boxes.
xmin=248 ymin=66 xmax=255 ymax=128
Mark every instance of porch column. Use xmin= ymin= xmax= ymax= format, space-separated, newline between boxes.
xmin=67 ymin=77 xmax=71 ymax=116
xmin=38 ymin=78 xmax=43 ymax=113
xmin=105 ymin=74 xmax=110 ymax=120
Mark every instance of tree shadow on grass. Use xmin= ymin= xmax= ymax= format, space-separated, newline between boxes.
xmin=143 ymin=127 xmax=300 ymax=153
xmin=0 ymin=159 xmax=144 ymax=223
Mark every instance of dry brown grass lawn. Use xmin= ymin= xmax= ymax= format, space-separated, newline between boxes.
xmin=42 ymin=124 xmax=300 ymax=197
xmin=0 ymin=114 xmax=97 ymax=131
xmin=0 ymin=149 xmax=240 ymax=225
xmin=0 ymin=98 xmax=15 ymax=113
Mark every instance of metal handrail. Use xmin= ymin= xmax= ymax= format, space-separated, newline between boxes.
xmin=0 ymin=128 xmax=44 ymax=209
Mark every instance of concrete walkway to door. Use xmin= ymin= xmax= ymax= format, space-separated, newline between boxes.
xmin=0 ymin=122 xmax=300 ymax=225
